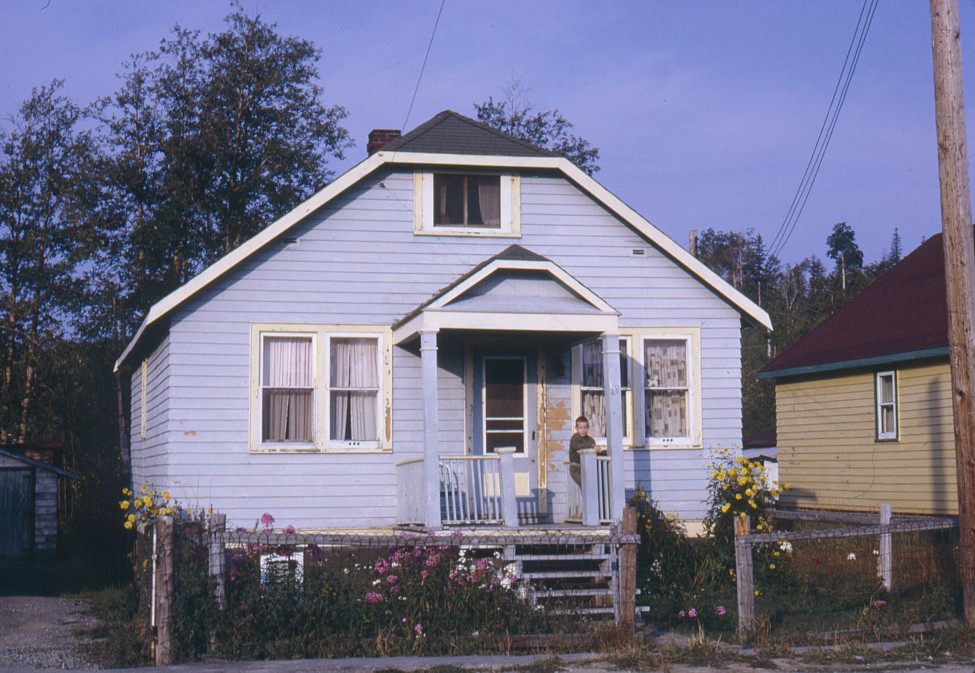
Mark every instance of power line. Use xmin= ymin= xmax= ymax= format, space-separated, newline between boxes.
xmin=768 ymin=0 xmax=879 ymax=260
xmin=402 ymin=0 xmax=447 ymax=133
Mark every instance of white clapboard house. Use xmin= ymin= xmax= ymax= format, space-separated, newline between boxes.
xmin=115 ymin=110 xmax=770 ymax=534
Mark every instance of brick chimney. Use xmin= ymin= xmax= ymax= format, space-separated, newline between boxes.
xmin=367 ymin=129 xmax=401 ymax=155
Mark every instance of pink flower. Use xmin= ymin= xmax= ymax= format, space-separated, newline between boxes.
xmin=872 ymin=599 xmax=887 ymax=610
xmin=688 ymin=608 xmax=698 ymax=619
xmin=678 ymin=610 xmax=686 ymax=618
xmin=260 ymin=512 xmax=275 ymax=530
xmin=386 ymin=574 xmax=398 ymax=585
xmin=365 ymin=592 xmax=383 ymax=603
xmin=375 ymin=558 xmax=389 ymax=575
xmin=421 ymin=570 xmax=429 ymax=580
xmin=414 ymin=623 xmax=423 ymax=633
xmin=716 ymin=605 xmax=727 ymax=617
xmin=283 ymin=525 xmax=296 ymax=534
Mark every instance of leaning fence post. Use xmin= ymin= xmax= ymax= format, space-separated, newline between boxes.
xmin=155 ymin=515 xmax=175 ymax=666
xmin=209 ymin=513 xmax=227 ymax=610
xmin=618 ymin=506 xmax=637 ymax=629
xmin=878 ymin=503 xmax=893 ymax=590
xmin=734 ymin=514 xmax=756 ymax=634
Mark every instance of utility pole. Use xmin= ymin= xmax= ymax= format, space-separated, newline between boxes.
xmin=931 ymin=0 xmax=975 ymax=625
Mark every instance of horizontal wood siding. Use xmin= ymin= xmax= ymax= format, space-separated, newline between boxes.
xmin=130 ymin=335 xmax=172 ymax=490
xmin=777 ymin=359 xmax=957 ymax=515
xmin=154 ymin=169 xmax=745 ymax=527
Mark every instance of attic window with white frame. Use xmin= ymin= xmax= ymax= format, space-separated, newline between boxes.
xmin=876 ymin=371 xmax=898 ymax=440
xmin=416 ymin=171 xmax=518 ymax=236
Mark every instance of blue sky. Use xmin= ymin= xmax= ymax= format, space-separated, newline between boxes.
xmin=1 ymin=1 xmax=970 ymax=266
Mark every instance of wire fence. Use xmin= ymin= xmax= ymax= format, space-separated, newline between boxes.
xmin=136 ymin=513 xmax=638 ymax=663
xmin=734 ymin=506 xmax=960 ymax=638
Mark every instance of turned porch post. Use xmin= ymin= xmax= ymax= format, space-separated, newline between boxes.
xmin=602 ymin=333 xmax=627 ymax=521
xmin=420 ymin=329 xmax=442 ymax=529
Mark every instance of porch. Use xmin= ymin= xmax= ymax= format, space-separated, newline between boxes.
xmin=397 ymin=450 xmax=613 ymax=528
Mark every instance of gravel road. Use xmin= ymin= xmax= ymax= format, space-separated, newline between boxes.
xmin=0 ymin=596 xmax=101 ymax=670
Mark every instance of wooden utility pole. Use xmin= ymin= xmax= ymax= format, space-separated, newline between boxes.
xmin=931 ymin=0 xmax=975 ymax=625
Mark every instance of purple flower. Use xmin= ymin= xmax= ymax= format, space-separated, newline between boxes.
xmin=365 ymin=592 xmax=383 ymax=603
xmin=421 ymin=570 xmax=429 ymax=580
xmin=716 ymin=605 xmax=727 ymax=617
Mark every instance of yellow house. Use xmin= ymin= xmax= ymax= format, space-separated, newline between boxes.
xmin=759 ymin=234 xmax=958 ymax=515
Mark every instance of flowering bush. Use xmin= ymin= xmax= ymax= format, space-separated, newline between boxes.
xmin=213 ymin=525 xmax=547 ymax=659
xmin=119 ymin=484 xmax=209 ymax=530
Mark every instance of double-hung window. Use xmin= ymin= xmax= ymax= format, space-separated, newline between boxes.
xmin=252 ymin=326 xmax=389 ymax=452
xmin=416 ymin=171 xmax=518 ymax=236
xmin=644 ymin=338 xmax=691 ymax=444
xmin=328 ymin=335 xmax=380 ymax=446
xmin=876 ymin=371 xmax=897 ymax=440
xmin=261 ymin=334 xmax=315 ymax=445
xmin=578 ymin=338 xmax=631 ymax=442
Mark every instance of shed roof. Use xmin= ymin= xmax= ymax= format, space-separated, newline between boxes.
xmin=760 ymin=233 xmax=950 ymax=379
xmin=0 ymin=446 xmax=79 ymax=478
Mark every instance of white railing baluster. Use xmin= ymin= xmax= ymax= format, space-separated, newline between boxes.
xmin=437 ymin=455 xmax=504 ymax=526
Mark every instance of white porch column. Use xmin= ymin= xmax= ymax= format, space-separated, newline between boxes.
xmin=602 ymin=333 xmax=627 ymax=521
xmin=496 ymin=447 xmax=519 ymax=527
xmin=420 ymin=330 xmax=442 ymax=529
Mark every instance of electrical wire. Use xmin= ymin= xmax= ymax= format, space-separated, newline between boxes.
xmin=768 ymin=0 xmax=880 ymax=260
xmin=402 ymin=0 xmax=447 ymax=133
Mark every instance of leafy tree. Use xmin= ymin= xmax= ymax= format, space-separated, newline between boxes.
xmin=0 ymin=81 xmax=100 ymax=442
xmin=474 ymin=81 xmax=600 ymax=175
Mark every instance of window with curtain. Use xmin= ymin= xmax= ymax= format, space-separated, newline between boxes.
xmin=579 ymin=338 xmax=630 ymax=440
xmin=261 ymin=335 xmax=314 ymax=444
xmin=876 ymin=371 xmax=897 ymax=440
xmin=329 ymin=336 xmax=380 ymax=444
xmin=644 ymin=339 xmax=689 ymax=440
xmin=433 ymin=174 xmax=501 ymax=227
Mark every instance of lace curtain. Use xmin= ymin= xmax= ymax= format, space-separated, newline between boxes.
xmin=262 ymin=336 xmax=313 ymax=442
xmin=477 ymin=177 xmax=501 ymax=227
xmin=645 ymin=340 xmax=688 ymax=437
xmin=330 ymin=337 xmax=379 ymax=441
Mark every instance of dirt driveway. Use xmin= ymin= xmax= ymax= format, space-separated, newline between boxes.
xmin=0 ymin=595 xmax=101 ymax=670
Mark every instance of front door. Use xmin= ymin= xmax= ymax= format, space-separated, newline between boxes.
xmin=473 ymin=353 xmax=540 ymax=523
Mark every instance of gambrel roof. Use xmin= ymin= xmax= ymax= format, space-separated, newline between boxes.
xmin=760 ymin=233 xmax=950 ymax=379
xmin=116 ymin=110 xmax=771 ymax=371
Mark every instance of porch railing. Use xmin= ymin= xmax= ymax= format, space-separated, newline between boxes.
xmin=439 ymin=456 xmax=504 ymax=525
xmin=567 ymin=454 xmax=612 ymax=524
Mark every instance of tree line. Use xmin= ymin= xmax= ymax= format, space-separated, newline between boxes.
xmin=0 ymin=8 xmax=599 ymax=520
xmin=695 ymin=223 xmax=905 ymax=437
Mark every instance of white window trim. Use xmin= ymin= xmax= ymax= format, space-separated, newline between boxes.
xmin=875 ymin=370 xmax=898 ymax=441
xmin=140 ymin=359 xmax=148 ymax=440
xmin=414 ymin=170 xmax=520 ymax=237
xmin=249 ymin=324 xmax=392 ymax=453
xmin=572 ymin=337 xmax=633 ymax=446
xmin=257 ymin=331 xmax=318 ymax=452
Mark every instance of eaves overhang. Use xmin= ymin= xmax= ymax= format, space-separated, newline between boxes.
xmin=757 ymin=346 xmax=949 ymax=381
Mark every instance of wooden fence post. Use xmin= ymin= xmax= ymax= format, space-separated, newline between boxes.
xmin=878 ymin=503 xmax=893 ymax=590
xmin=155 ymin=515 xmax=175 ymax=666
xmin=734 ymin=515 xmax=756 ymax=635
xmin=209 ymin=513 xmax=227 ymax=609
xmin=618 ymin=506 xmax=637 ymax=629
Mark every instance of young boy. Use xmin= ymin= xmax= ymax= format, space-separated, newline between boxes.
xmin=569 ymin=416 xmax=596 ymax=486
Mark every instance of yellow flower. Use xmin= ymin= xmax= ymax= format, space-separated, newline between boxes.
xmin=769 ymin=563 xmax=776 ymax=569
xmin=187 ymin=508 xmax=194 ymax=516
xmin=784 ymin=483 xmax=791 ymax=490
xmin=122 ymin=488 xmax=131 ymax=496
xmin=162 ymin=490 xmax=170 ymax=500
xmin=745 ymin=488 xmax=754 ymax=497
xmin=141 ymin=484 xmax=148 ymax=492
xmin=748 ymin=500 xmax=757 ymax=509
xmin=735 ymin=494 xmax=742 ymax=501
xmin=737 ymin=477 xmax=747 ymax=486
xmin=124 ymin=521 xmax=133 ymax=530
xmin=127 ymin=514 xmax=136 ymax=523
xmin=721 ymin=503 xmax=731 ymax=513
xmin=754 ymin=590 xmax=761 ymax=597
xmin=119 ymin=500 xmax=130 ymax=510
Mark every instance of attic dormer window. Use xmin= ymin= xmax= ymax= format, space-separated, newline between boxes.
xmin=435 ymin=174 xmax=500 ymax=227
xmin=416 ymin=170 xmax=519 ymax=237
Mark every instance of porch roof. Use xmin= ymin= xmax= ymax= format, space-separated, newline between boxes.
xmin=392 ymin=245 xmax=619 ymax=344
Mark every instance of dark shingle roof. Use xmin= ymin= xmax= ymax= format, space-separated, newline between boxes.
xmin=760 ymin=233 xmax=950 ymax=377
xmin=381 ymin=110 xmax=559 ymax=158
